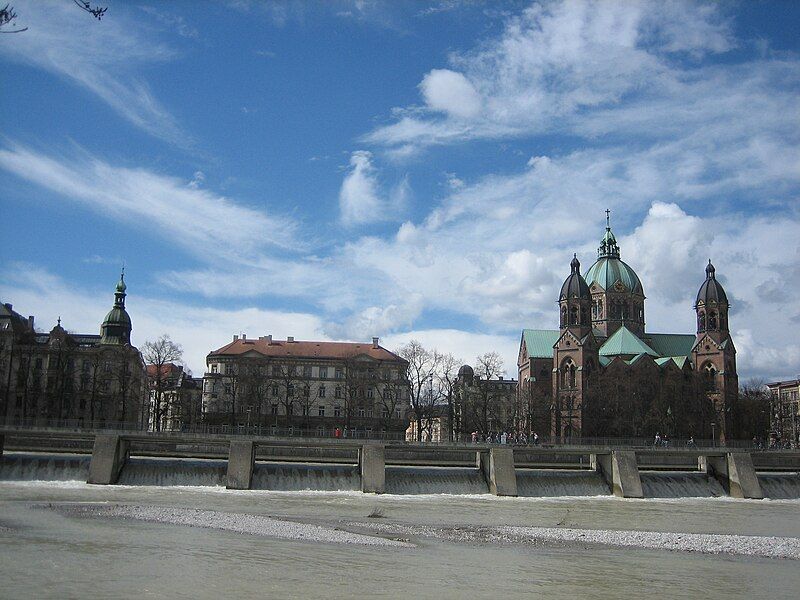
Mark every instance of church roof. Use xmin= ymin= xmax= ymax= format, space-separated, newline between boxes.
xmin=599 ymin=326 xmax=659 ymax=357
xmin=644 ymin=333 xmax=696 ymax=358
xmin=521 ymin=329 xmax=561 ymax=359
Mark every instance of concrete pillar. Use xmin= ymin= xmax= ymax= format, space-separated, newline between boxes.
xmin=360 ymin=444 xmax=385 ymax=494
xmin=479 ymin=447 xmax=517 ymax=496
xmin=701 ymin=452 xmax=763 ymax=499
xmin=226 ymin=440 xmax=255 ymax=490
xmin=592 ymin=450 xmax=642 ymax=498
xmin=87 ymin=434 xmax=129 ymax=485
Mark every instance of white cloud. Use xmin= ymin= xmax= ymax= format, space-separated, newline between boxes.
xmin=339 ymin=151 xmax=408 ymax=225
xmin=363 ymin=0 xmax=771 ymax=152
xmin=420 ymin=69 xmax=482 ymax=118
xmin=0 ymin=144 xmax=300 ymax=265
xmin=0 ymin=1 xmax=187 ymax=146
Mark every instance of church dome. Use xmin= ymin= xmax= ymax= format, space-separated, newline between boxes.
xmin=102 ymin=305 xmax=132 ymax=328
xmin=559 ymin=254 xmax=590 ymax=300
xmin=458 ymin=364 xmax=474 ymax=378
xmin=586 ymin=217 xmax=644 ymax=295
xmin=695 ymin=260 xmax=728 ymax=306
xmin=585 ymin=256 xmax=644 ymax=295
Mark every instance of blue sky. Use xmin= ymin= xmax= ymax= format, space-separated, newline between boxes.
xmin=1 ymin=0 xmax=799 ymax=380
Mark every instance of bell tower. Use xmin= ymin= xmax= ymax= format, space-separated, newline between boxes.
xmin=692 ymin=260 xmax=737 ymax=443
xmin=552 ymin=255 xmax=598 ymax=440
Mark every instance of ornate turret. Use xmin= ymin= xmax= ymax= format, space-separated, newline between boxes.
xmin=558 ymin=254 xmax=591 ymax=329
xmin=692 ymin=259 xmax=736 ymax=444
xmin=100 ymin=270 xmax=132 ymax=345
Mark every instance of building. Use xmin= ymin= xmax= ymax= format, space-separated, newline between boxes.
xmin=0 ymin=273 xmax=148 ymax=427
xmin=452 ymin=365 xmax=518 ymax=438
xmin=146 ymin=363 xmax=202 ymax=432
xmin=767 ymin=379 xmax=799 ymax=448
xmin=518 ymin=214 xmax=736 ymax=442
xmin=202 ymin=335 xmax=410 ymax=437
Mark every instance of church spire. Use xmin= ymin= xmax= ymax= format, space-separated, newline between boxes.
xmin=598 ymin=209 xmax=620 ymax=258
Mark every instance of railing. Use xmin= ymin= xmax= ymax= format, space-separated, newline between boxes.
xmin=1 ymin=418 xmax=793 ymax=449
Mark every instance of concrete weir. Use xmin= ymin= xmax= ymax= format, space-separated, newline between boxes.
xmin=87 ymin=434 xmax=129 ymax=485
xmin=700 ymin=452 xmax=763 ymax=499
xmin=480 ymin=448 xmax=518 ymax=496
xmin=592 ymin=451 xmax=643 ymax=498
xmin=360 ymin=444 xmax=385 ymax=494
xmin=226 ymin=440 xmax=255 ymax=490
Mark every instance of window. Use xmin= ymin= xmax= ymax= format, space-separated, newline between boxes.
xmin=358 ymin=408 xmax=365 ymax=417
xmin=319 ymin=367 xmax=328 ymax=379
xmin=570 ymin=306 xmax=579 ymax=325
xmin=318 ymin=405 xmax=325 ymax=417
xmin=271 ymin=364 xmax=280 ymax=376
xmin=82 ymin=361 xmax=90 ymax=373
xmin=382 ymin=408 xmax=389 ymax=418
xmin=334 ymin=405 xmax=341 ymax=417
xmin=225 ymin=364 xmax=233 ymax=375
xmin=303 ymin=385 xmax=310 ymax=398
xmin=698 ymin=311 xmax=706 ymax=331
xmin=709 ymin=311 xmax=718 ymax=330
xmin=335 ymin=386 xmax=342 ymax=399
xmin=302 ymin=405 xmax=309 ymax=416
xmin=287 ymin=384 xmax=294 ymax=395
xmin=367 ymin=387 xmax=374 ymax=399
xmin=225 ymin=385 xmax=232 ymax=395
xmin=319 ymin=385 xmax=326 ymax=398
xmin=303 ymin=366 xmax=312 ymax=378
xmin=335 ymin=368 xmax=343 ymax=379
xmin=271 ymin=403 xmax=278 ymax=415
xmin=211 ymin=364 xmax=218 ymax=374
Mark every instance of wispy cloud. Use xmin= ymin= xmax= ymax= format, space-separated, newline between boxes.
xmin=339 ymin=151 xmax=409 ymax=225
xmin=0 ymin=143 xmax=301 ymax=265
xmin=363 ymin=0 xmax=759 ymax=152
xmin=0 ymin=1 xmax=188 ymax=146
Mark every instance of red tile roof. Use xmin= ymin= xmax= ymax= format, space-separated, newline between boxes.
xmin=146 ymin=363 xmax=183 ymax=378
xmin=208 ymin=338 xmax=406 ymax=363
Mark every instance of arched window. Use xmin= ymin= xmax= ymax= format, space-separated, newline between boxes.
xmin=570 ymin=306 xmax=579 ymax=325
xmin=581 ymin=307 xmax=589 ymax=324
xmin=703 ymin=362 xmax=717 ymax=391
xmin=709 ymin=311 xmax=717 ymax=330
xmin=698 ymin=311 xmax=706 ymax=331
xmin=562 ymin=359 xmax=577 ymax=389
xmin=560 ymin=306 xmax=567 ymax=327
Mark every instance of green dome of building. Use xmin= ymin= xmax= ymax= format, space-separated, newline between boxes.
xmin=101 ymin=270 xmax=132 ymax=345
xmin=585 ymin=216 xmax=644 ymax=296
xmin=585 ymin=256 xmax=644 ymax=295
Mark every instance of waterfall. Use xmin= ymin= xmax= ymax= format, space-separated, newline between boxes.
xmin=116 ymin=457 xmax=227 ymax=487
xmin=639 ymin=471 xmax=726 ymax=498
xmin=758 ymin=473 xmax=800 ymax=499
xmin=384 ymin=466 xmax=489 ymax=495
xmin=516 ymin=469 xmax=610 ymax=497
xmin=251 ymin=462 xmax=361 ymax=491
xmin=0 ymin=452 xmax=90 ymax=482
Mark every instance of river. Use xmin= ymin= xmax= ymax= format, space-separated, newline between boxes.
xmin=1 ymin=477 xmax=799 ymax=599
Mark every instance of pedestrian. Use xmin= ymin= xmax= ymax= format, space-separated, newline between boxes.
xmin=471 ymin=431 xmax=478 ymax=444
xmin=533 ymin=432 xmax=539 ymax=446
xmin=501 ymin=431 xmax=508 ymax=445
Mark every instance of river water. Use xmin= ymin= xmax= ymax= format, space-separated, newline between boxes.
xmin=1 ymin=458 xmax=799 ymax=598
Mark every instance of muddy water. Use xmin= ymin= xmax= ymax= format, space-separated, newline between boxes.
xmin=1 ymin=481 xmax=798 ymax=599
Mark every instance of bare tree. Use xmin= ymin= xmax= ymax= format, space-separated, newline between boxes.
xmin=464 ymin=352 xmax=508 ymax=435
xmin=396 ymin=341 xmax=441 ymax=442
xmin=434 ymin=351 xmax=460 ymax=442
xmin=142 ymin=335 xmax=183 ymax=432
xmin=1 ymin=2 xmax=107 ymax=33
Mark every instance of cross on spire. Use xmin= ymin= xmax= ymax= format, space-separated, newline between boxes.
xmin=605 ymin=208 xmax=611 ymax=229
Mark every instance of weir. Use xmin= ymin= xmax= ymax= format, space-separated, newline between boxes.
xmin=2 ymin=429 xmax=800 ymax=498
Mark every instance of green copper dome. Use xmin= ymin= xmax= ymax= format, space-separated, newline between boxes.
xmin=585 ymin=256 xmax=644 ymax=295
xmin=585 ymin=216 xmax=644 ymax=295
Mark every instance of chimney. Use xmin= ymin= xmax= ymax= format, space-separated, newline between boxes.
xmin=499 ymin=376 xmax=504 ymax=381
xmin=287 ymin=336 xmax=294 ymax=343
xmin=372 ymin=337 xmax=380 ymax=349
xmin=267 ymin=334 xmax=272 ymax=344
xmin=233 ymin=334 xmax=239 ymax=342
xmin=28 ymin=315 xmax=34 ymax=330
xmin=242 ymin=333 xmax=247 ymax=341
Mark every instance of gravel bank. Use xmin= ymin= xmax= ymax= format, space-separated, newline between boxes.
xmin=347 ymin=521 xmax=800 ymax=559
xmin=48 ymin=504 xmax=413 ymax=547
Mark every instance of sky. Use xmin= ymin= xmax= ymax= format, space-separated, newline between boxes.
xmin=1 ymin=0 xmax=798 ymax=381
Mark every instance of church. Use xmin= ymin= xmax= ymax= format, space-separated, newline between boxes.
xmin=518 ymin=214 xmax=737 ymax=443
